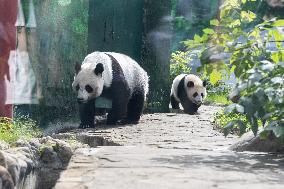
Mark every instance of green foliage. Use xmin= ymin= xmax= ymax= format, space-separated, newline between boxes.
xmin=205 ymin=93 xmax=231 ymax=105
xmin=214 ymin=111 xmax=250 ymax=135
xmin=204 ymin=79 xmax=232 ymax=105
xmin=0 ymin=117 xmax=42 ymax=143
xmin=171 ymin=0 xmax=220 ymax=50
xmin=225 ymin=62 xmax=284 ymax=137
xmin=170 ymin=51 xmax=191 ymax=82
xmin=174 ymin=0 xmax=284 ymax=139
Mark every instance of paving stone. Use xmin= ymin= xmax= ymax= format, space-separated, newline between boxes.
xmin=54 ymin=106 xmax=284 ymax=189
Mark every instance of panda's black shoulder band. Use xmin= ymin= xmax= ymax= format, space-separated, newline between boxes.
xmin=104 ymin=53 xmax=126 ymax=82
xmin=177 ymin=75 xmax=186 ymax=99
xmin=105 ymin=53 xmax=117 ymax=64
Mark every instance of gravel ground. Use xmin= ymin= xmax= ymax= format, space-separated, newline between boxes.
xmin=54 ymin=105 xmax=284 ymax=189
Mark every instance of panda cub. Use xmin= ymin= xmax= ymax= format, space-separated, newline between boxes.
xmin=170 ymin=74 xmax=207 ymax=114
xmin=72 ymin=51 xmax=149 ymax=128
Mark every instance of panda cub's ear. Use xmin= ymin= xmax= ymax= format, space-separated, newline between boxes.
xmin=203 ymin=80 xmax=207 ymax=87
xmin=94 ymin=63 xmax=104 ymax=76
xmin=187 ymin=81 xmax=194 ymax=88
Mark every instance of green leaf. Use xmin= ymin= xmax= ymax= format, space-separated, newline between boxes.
xmin=265 ymin=121 xmax=284 ymax=137
xmin=194 ymin=34 xmax=202 ymax=42
xmin=236 ymin=104 xmax=244 ymax=114
xmin=241 ymin=11 xmax=256 ymax=23
xmin=272 ymin=19 xmax=284 ymax=27
xmin=224 ymin=121 xmax=236 ymax=137
xmin=251 ymin=117 xmax=259 ymax=136
xmin=224 ymin=104 xmax=237 ymax=114
xmin=203 ymin=28 xmax=215 ymax=35
xmin=271 ymin=52 xmax=279 ymax=63
xmin=209 ymin=70 xmax=222 ymax=85
xmin=210 ymin=19 xmax=219 ymax=26
xmin=229 ymin=19 xmax=241 ymax=28
xmin=236 ymin=120 xmax=246 ymax=135
xmin=271 ymin=77 xmax=283 ymax=84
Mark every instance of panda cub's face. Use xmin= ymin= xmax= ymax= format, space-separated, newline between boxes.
xmin=72 ymin=63 xmax=104 ymax=103
xmin=186 ymin=79 xmax=207 ymax=105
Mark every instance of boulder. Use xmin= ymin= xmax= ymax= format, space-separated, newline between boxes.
xmin=0 ymin=165 xmax=14 ymax=189
xmin=230 ymin=132 xmax=284 ymax=152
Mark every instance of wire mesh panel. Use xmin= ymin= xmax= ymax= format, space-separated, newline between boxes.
xmin=11 ymin=0 xmax=89 ymax=126
xmin=88 ymin=0 xmax=144 ymax=61
xmin=8 ymin=0 xmax=173 ymax=127
xmin=88 ymin=0 xmax=172 ymax=113
xmin=141 ymin=0 xmax=172 ymax=113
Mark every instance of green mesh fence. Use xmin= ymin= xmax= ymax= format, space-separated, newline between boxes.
xmin=13 ymin=0 xmax=229 ymax=126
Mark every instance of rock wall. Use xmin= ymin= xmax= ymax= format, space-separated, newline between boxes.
xmin=0 ymin=137 xmax=75 ymax=189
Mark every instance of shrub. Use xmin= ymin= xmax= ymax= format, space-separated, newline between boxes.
xmin=172 ymin=0 xmax=284 ymax=140
xmin=206 ymin=93 xmax=231 ymax=105
xmin=0 ymin=117 xmax=42 ymax=143
xmin=225 ymin=61 xmax=284 ymax=138
xmin=214 ymin=111 xmax=250 ymax=135
xmin=170 ymin=51 xmax=191 ymax=82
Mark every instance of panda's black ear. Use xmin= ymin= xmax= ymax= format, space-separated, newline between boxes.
xmin=203 ymin=80 xmax=207 ymax=87
xmin=187 ymin=81 xmax=194 ymax=88
xmin=94 ymin=63 xmax=104 ymax=76
xmin=75 ymin=62 xmax=81 ymax=75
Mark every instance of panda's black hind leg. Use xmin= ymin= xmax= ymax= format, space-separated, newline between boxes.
xmin=78 ymin=99 xmax=95 ymax=128
xmin=126 ymin=90 xmax=145 ymax=124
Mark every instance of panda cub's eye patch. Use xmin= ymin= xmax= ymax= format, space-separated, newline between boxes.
xmin=85 ymin=85 xmax=93 ymax=93
xmin=76 ymin=85 xmax=80 ymax=91
xmin=201 ymin=93 xmax=204 ymax=97
xmin=193 ymin=92 xmax=198 ymax=97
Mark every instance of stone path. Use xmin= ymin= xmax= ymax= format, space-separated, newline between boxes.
xmin=54 ymin=106 xmax=284 ymax=189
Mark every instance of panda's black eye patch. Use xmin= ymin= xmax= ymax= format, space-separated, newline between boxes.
xmin=85 ymin=85 xmax=93 ymax=93
xmin=201 ymin=93 xmax=204 ymax=97
xmin=193 ymin=92 xmax=198 ymax=97
xmin=76 ymin=85 xmax=80 ymax=91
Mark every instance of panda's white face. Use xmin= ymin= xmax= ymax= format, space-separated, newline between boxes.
xmin=187 ymin=83 xmax=207 ymax=105
xmin=72 ymin=63 xmax=104 ymax=103
xmin=184 ymin=75 xmax=207 ymax=105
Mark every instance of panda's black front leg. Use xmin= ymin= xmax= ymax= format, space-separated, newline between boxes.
xmin=178 ymin=89 xmax=199 ymax=114
xmin=181 ymin=100 xmax=200 ymax=115
xmin=78 ymin=99 xmax=95 ymax=128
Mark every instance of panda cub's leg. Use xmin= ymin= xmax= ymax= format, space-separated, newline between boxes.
xmin=170 ymin=95 xmax=180 ymax=109
xmin=126 ymin=89 xmax=145 ymax=124
xmin=78 ymin=99 xmax=95 ymax=128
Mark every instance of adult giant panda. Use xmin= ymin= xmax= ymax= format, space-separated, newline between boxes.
xmin=72 ymin=52 xmax=149 ymax=128
xmin=170 ymin=74 xmax=207 ymax=114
